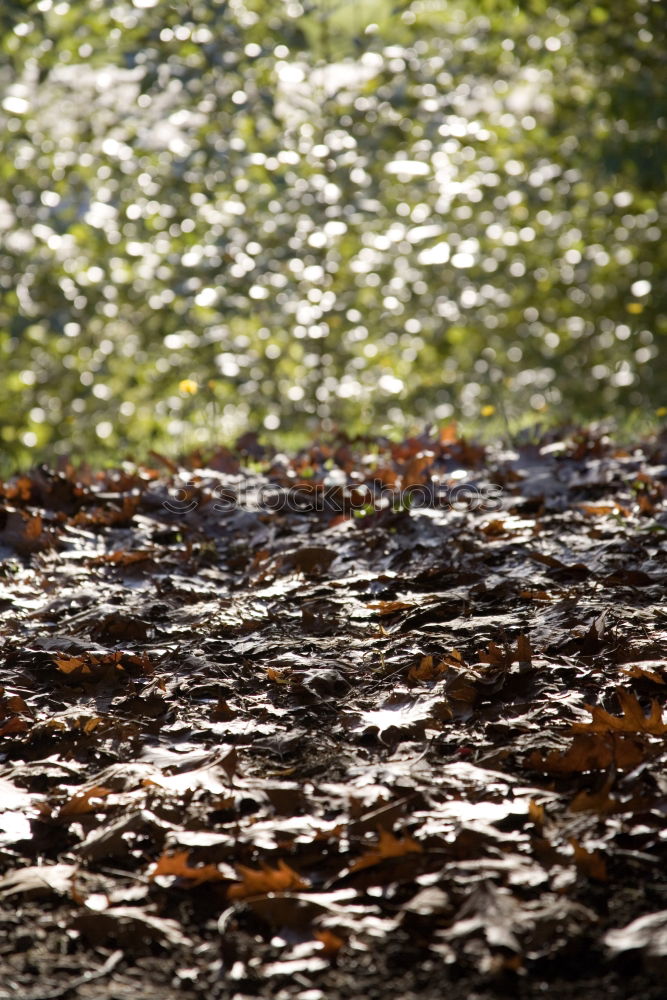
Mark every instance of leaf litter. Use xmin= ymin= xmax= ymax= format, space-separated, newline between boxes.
xmin=0 ymin=426 xmax=667 ymax=998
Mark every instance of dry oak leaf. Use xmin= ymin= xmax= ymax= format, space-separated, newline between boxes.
xmin=477 ymin=634 xmax=531 ymax=669
xmin=367 ymin=600 xmax=416 ymax=617
xmin=149 ymin=850 xmax=225 ymax=887
xmin=408 ymin=650 xmax=467 ymax=684
xmin=619 ymin=663 xmax=665 ymax=685
xmin=350 ymin=828 xmax=423 ymax=872
xmin=54 ymin=656 xmax=91 ymax=676
xmin=569 ymin=838 xmax=607 ymax=882
xmin=570 ymin=687 xmax=667 ymax=735
xmin=525 ymin=734 xmax=648 ymax=774
xmin=408 ymin=655 xmax=447 ymax=684
xmin=60 ymin=785 xmax=113 ymax=818
xmin=227 ymin=860 xmax=308 ymax=900
xmin=0 ymin=716 xmax=30 ymax=737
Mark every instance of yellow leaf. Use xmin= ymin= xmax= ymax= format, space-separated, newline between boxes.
xmin=480 ymin=404 xmax=495 ymax=417
xmin=626 ymin=302 xmax=643 ymax=314
xmin=179 ymin=379 xmax=199 ymax=395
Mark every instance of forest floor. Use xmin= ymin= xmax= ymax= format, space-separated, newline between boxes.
xmin=1 ymin=426 xmax=667 ymax=999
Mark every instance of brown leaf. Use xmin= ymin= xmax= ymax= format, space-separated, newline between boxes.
xmin=227 ymin=860 xmax=308 ymax=900
xmin=569 ymin=838 xmax=607 ymax=881
xmin=54 ymin=656 xmax=91 ymax=676
xmin=60 ymin=785 xmax=113 ymax=818
xmin=0 ymin=509 xmax=50 ymax=554
xmin=526 ymin=734 xmax=648 ymax=773
xmin=620 ymin=664 xmax=665 ymax=685
xmin=368 ymin=600 xmax=416 ymax=616
xmin=0 ymin=716 xmax=30 ymax=736
xmin=314 ymin=928 xmax=345 ymax=957
xmin=407 ymin=655 xmax=446 ymax=683
xmin=478 ymin=635 xmax=532 ymax=669
xmin=568 ymin=786 xmax=649 ymax=816
xmin=350 ymin=828 xmax=422 ymax=872
xmin=570 ymin=688 xmax=667 ymax=735
xmin=149 ymin=850 xmax=225 ymax=886
xmin=267 ymin=666 xmax=291 ymax=684
xmin=516 ymin=634 xmax=532 ymax=666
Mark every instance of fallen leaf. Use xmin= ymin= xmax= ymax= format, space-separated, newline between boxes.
xmin=0 ymin=716 xmax=30 ymax=736
xmin=60 ymin=785 xmax=113 ymax=818
xmin=619 ymin=664 xmax=665 ymax=685
xmin=227 ymin=860 xmax=308 ymax=900
xmin=569 ymin=838 xmax=607 ymax=881
xmin=526 ymin=734 xmax=648 ymax=773
xmin=570 ymin=688 xmax=667 ymax=735
xmin=149 ymin=850 xmax=225 ymax=886
xmin=408 ymin=655 xmax=446 ymax=683
xmin=72 ymin=906 xmax=192 ymax=948
xmin=367 ymin=600 xmax=416 ymax=616
xmin=54 ymin=656 xmax=91 ymax=675
xmin=350 ymin=828 xmax=422 ymax=872
xmin=314 ymin=928 xmax=345 ymax=957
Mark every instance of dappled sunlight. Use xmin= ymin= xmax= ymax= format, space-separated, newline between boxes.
xmin=0 ymin=0 xmax=665 ymax=469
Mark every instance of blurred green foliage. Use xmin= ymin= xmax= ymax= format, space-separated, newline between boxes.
xmin=0 ymin=0 xmax=665 ymax=469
